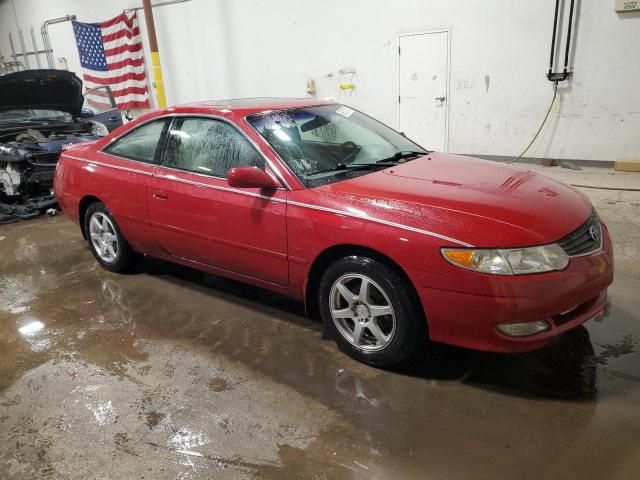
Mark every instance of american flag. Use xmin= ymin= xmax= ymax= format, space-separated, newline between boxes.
xmin=72 ymin=12 xmax=150 ymax=110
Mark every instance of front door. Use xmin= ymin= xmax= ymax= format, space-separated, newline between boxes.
xmin=148 ymin=116 xmax=288 ymax=286
xmin=399 ymin=30 xmax=449 ymax=151
xmin=96 ymin=117 xmax=170 ymax=255
xmin=82 ymin=86 xmax=123 ymax=132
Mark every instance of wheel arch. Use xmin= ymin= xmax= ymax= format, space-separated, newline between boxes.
xmin=78 ymin=195 xmax=103 ymax=240
xmin=304 ymin=244 xmax=428 ymax=334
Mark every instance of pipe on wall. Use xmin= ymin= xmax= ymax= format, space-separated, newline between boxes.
xmin=126 ymin=0 xmax=192 ymax=12
xmin=40 ymin=15 xmax=76 ymax=68
xmin=547 ymin=0 xmax=577 ymax=81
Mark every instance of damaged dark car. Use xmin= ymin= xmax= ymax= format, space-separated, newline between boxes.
xmin=0 ymin=69 xmax=123 ymax=223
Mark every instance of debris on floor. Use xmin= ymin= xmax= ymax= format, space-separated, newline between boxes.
xmin=0 ymin=195 xmax=57 ymax=224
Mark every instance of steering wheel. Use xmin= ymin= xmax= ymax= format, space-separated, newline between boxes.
xmin=282 ymin=142 xmax=306 ymax=160
xmin=340 ymin=141 xmax=360 ymax=164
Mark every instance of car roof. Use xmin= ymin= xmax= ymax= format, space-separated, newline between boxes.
xmin=176 ymin=97 xmax=336 ymax=116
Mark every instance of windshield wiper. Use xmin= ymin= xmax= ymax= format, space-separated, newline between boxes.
xmin=374 ymin=150 xmax=428 ymax=164
xmin=304 ymin=150 xmax=428 ymax=177
xmin=304 ymin=163 xmax=374 ymax=177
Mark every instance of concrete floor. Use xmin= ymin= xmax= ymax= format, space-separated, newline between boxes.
xmin=0 ymin=166 xmax=639 ymax=479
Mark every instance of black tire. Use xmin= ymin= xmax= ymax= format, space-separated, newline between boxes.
xmin=318 ymin=255 xmax=426 ymax=366
xmin=84 ymin=202 xmax=137 ymax=273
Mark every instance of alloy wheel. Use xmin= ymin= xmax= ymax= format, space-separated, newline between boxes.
xmin=89 ymin=212 xmax=119 ymax=263
xmin=329 ymin=273 xmax=396 ymax=351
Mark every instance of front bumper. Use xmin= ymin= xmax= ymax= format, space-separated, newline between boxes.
xmin=409 ymin=224 xmax=614 ymax=352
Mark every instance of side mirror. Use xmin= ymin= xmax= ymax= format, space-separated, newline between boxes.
xmin=227 ymin=166 xmax=280 ymax=189
xmin=79 ymin=108 xmax=95 ymax=119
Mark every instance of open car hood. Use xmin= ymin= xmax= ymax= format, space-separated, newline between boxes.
xmin=0 ymin=69 xmax=83 ymax=116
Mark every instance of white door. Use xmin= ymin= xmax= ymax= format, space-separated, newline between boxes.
xmin=399 ymin=31 xmax=449 ymax=151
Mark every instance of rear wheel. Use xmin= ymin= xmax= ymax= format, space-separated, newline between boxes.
xmin=84 ymin=202 xmax=137 ymax=272
xmin=318 ymin=255 xmax=426 ymax=366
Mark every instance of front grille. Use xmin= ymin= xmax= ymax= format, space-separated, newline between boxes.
xmin=557 ymin=210 xmax=602 ymax=257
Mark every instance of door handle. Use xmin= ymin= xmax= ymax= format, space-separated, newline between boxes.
xmin=152 ymin=190 xmax=168 ymax=200
xmin=434 ymin=96 xmax=446 ymax=102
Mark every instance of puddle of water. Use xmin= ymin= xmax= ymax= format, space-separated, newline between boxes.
xmin=1 ymin=215 xmax=639 ymax=479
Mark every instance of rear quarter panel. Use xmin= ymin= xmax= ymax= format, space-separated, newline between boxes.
xmin=54 ymin=144 xmax=89 ymax=223
xmin=56 ymin=142 xmax=160 ymax=255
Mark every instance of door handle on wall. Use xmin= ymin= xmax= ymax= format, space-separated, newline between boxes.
xmin=434 ymin=96 xmax=446 ymax=102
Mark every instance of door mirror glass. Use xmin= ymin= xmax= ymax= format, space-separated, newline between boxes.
xmin=227 ymin=166 xmax=280 ymax=189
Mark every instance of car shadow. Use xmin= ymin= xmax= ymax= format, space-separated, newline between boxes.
xmin=391 ymin=327 xmax=598 ymax=401
xmin=136 ymin=256 xmax=599 ymax=401
xmin=137 ymin=255 xmax=311 ymax=325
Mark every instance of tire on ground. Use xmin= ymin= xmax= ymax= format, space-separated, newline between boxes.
xmin=318 ymin=255 xmax=426 ymax=366
xmin=84 ymin=201 xmax=138 ymax=273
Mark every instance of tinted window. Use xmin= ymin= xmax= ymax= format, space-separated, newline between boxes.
xmin=104 ymin=119 xmax=167 ymax=163
xmin=163 ymin=118 xmax=264 ymax=177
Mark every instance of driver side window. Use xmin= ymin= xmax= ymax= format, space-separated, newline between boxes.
xmin=163 ymin=118 xmax=265 ymax=177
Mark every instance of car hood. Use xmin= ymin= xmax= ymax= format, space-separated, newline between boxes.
xmin=0 ymin=69 xmax=83 ymax=116
xmin=313 ymin=153 xmax=593 ymax=247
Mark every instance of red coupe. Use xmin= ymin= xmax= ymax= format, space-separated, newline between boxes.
xmin=54 ymin=99 xmax=613 ymax=366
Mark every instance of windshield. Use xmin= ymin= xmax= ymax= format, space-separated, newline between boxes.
xmin=0 ymin=109 xmax=71 ymax=123
xmin=246 ymin=104 xmax=428 ymax=187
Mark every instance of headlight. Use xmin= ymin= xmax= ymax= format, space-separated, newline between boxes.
xmin=441 ymin=244 xmax=569 ymax=275
xmin=90 ymin=121 xmax=109 ymax=137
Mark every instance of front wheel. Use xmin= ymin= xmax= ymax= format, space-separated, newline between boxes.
xmin=84 ymin=202 xmax=137 ymax=273
xmin=318 ymin=256 xmax=426 ymax=366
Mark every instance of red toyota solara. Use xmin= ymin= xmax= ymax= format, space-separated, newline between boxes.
xmin=54 ymin=98 xmax=613 ymax=366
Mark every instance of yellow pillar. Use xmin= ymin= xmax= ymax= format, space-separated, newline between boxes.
xmin=143 ymin=0 xmax=167 ymax=108
xmin=150 ymin=51 xmax=166 ymax=108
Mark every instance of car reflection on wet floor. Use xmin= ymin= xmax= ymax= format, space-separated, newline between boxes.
xmin=0 ymin=216 xmax=638 ymax=479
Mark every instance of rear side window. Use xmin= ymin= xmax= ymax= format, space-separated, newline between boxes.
xmin=104 ymin=119 xmax=168 ymax=163
xmin=163 ymin=117 xmax=264 ymax=177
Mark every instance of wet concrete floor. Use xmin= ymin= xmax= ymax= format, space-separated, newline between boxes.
xmin=1 ymin=203 xmax=639 ymax=478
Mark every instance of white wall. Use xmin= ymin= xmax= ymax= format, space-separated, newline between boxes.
xmin=1 ymin=0 xmax=639 ymax=161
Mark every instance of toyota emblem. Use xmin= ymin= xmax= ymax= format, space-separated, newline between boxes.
xmin=589 ymin=225 xmax=600 ymax=242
